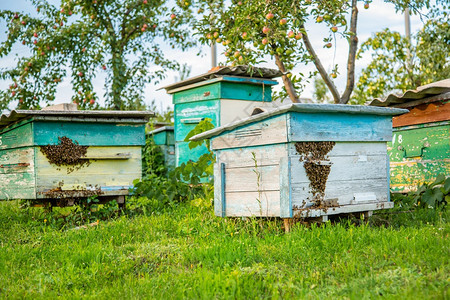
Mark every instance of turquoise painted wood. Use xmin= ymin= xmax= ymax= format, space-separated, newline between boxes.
xmin=0 ymin=113 xmax=149 ymax=203
xmin=34 ymin=121 xmax=145 ymax=146
xmin=150 ymin=127 xmax=175 ymax=170
xmin=191 ymin=103 xmax=407 ymax=219
xmin=170 ymin=75 xmax=278 ymax=167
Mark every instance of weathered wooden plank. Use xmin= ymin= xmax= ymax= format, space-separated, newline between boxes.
xmin=290 ymin=154 xmax=388 ymax=184
xmin=294 ymin=202 xmax=394 ymax=218
xmin=211 ymin=114 xmax=287 ymax=150
xmin=0 ymin=147 xmax=35 ymax=200
xmin=175 ymin=142 xmax=210 ymax=166
xmin=33 ymin=121 xmax=145 ymax=146
xmin=288 ymin=112 xmax=393 ymax=142
xmin=216 ymin=143 xmax=287 ymax=168
xmin=0 ymin=173 xmax=36 ymax=200
xmin=225 ymin=190 xmax=280 ymax=217
xmin=392 ymin=101 xmax=450 ymax=127
xmin=291 ymin=178 xmax=389 ymax=208
xmin=389 ymin=159 xmax=450 ymax=192
xmin=0 ymin=122 xmax=33 ymax=150
xmin=224 ymin=164 xmax=280 ymax=192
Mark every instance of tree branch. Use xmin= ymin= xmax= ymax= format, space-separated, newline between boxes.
xmin=339 ymin=0 xmax=358 ymax=104
xmin=274 ymin=53 xmax=299 ymax=103
xmin=300 ymin=24 xmax=341 ymax=103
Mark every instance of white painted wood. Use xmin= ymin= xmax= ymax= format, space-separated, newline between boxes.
xmin=289 ymin=154 xmax=388 ymax=184
xmin=225 ymin=190 xmax=281 ymax=217
xmin=291 ymin=178 xmax=389 ymax=208
xmin=294 ymin=202 xmax=394 ymax=218
xmin=213 ymin=162 xmax=222 ymax=217
xmin=211 ymin=115 xmax=287 ymax=150
xmin=216 ymin=144 xmax=287 ymax=168
xmin=224 ymin=164 xmax=280 ymax=193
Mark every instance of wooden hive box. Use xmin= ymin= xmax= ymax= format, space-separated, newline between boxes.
xmin=162 ymin=66 xmax=282 ymax=166
xmin=0 ymin=104 xmax=153 ymax=207
xmin=148 ymin=126 xmax=175 ymax=170
xmin=370 ymin=79 xmax=450 ymax=192
xmin=191 ymin=103 xmax=407 ymax=222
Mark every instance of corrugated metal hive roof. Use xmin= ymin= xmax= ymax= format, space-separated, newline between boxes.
xmin=0 ymin=109 xmax=154 ymax=130
xmin=369 ymin=79 xmax=450 ymax=108
xmin=161 ymin=65 xmax=282 ymax=92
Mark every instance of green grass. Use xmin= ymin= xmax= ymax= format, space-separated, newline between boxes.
xmin=0 ymin=200 xmax=448 ymax=299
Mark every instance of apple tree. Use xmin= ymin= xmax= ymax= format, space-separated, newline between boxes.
xmin=0 ymin=0 xmax=195 ymax=110
xmin=194 ymin=0 xmax=440 ymax=104
xmin=351 ymin=6 xmax=450 ymax=104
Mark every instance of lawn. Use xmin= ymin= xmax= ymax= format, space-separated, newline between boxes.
xmin=0 ymin=199 xmax=448 ymax=299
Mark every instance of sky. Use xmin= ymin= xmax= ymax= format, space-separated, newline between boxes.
xmin=0 ymin=0 xmax=430 ymax=113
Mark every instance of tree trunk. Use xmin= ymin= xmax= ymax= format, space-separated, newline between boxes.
xmin=339 ymin=0 xmax=359 ymax=104
xmin=300 ymin=25 xmax=341 ymax=104
xmin=111 ymin=51 xmax=125 ymax=110
xmin=274 ymin=54 xmax=299 ymax=103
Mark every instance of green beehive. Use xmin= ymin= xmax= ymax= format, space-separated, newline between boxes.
xmin=162 ymin=66 xmax=282 ymax=166
xmin=148 ymin=126 xmax=175 ymax=170
xmin=370 ymin=79 xmax=450 ymax=192
xmin=0 ymin=103 xmax=153 ymax=207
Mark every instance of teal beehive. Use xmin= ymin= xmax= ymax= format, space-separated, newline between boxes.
xmin=162 ymin=66 xmax=282 ymax=166
xmin=0 ymin=103 xmax=153 ymax=207
xmin=148 ymin=126 xmax=175 ymax=170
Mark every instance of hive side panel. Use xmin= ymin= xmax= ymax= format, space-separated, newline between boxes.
xmin=214 ymin=144 xmax=287 ymax=217
xmin=389 ymin=122 xmax=450 ymax=192
xmin=288 ymin=142 xmax=389 ymax=208
xmin=33 ymin=121 xmax=145 ymax=146
xmin=211 ymin=114 xmax=288 ymax=150
xmin=35 ymin=146 xmax=141 ymax=198
xmin=0 ymin=147 xmax=36 ymax=200
xmin=0 ymin=122 xmax=33 ymax=150
xmin=288 ymin=112 xmax=393 ymax=142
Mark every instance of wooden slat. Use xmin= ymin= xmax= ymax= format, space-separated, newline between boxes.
xmin=289 ymin=154 xmax=388 ymax=184
xmin=224 ymin=164 xmax=280 ymax=192
xmin=0 ymin=147 xmax=35 ymax=200
xmin=288 ymin=142 xmax=387 ymax=157
xmin=291 ymin=178 xmax=389 ymax=208
xmin=216 ymin=144 xmax=287 ymax=168
xmin=393 ymin=102 xmax=450 ymax=127
xmin=225 ymin=190 xmax=280 ymax=217
xmin=0 ymin=122 xmax=33 ymax=150
xmin=211 ymin=115 xmax=287 ymax=150
xmin=294 ymin=202 xmax=394 ymax=218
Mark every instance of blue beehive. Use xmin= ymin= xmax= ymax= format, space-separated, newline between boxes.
xmin=191 ymin=103 xmax=407 ymax=226
xmin=162 ymin=66 xmax=282 ymax=166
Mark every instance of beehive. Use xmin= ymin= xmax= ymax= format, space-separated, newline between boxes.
xmin=148 ymin=126 xmax=175 ymax=170
xmin=370 ymin=79 xmax=450 ymax=192
xmin=0 ymin=104 xmax=153 ymax=207
xmin=162 ymin=66 xmax=282 ymax=166
xmin=191 ymin=103 xmax=407 ymax=222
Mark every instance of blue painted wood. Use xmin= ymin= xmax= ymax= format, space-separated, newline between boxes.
xmin=288 ymin=112 xmax=393 ymax=142
xmin=220 ymin=75 xmax=278 ymax=86
xmin=221 ymin=162 xmax=226 ymax=217
xmin=33 ymin=121 xmax=146 ymax=146
xmin=176 ymin=142 xmax=210 ymax=166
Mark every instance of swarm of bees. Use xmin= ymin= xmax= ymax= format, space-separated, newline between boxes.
xmin=40 ymin=136 xmax=90 ymax=174
xmin=295 ymin=141 xmax=335 ymax=207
